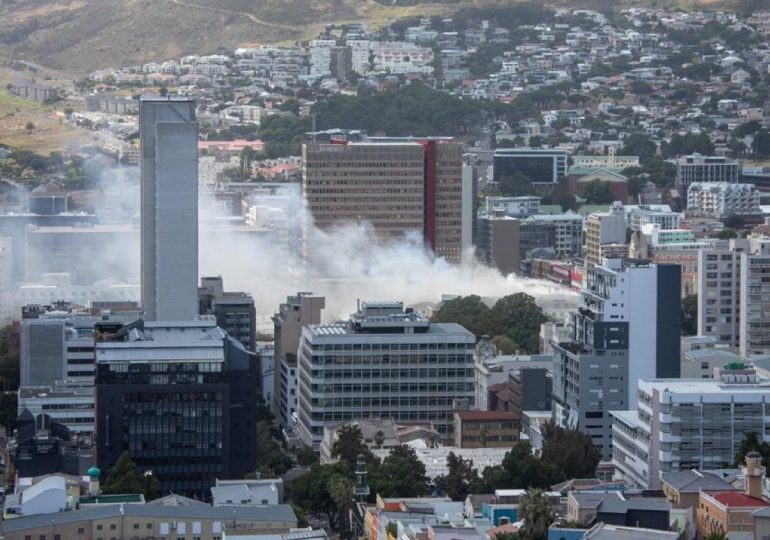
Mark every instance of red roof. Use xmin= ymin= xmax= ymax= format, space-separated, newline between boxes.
xmin=708 ymin=491 xmax=770 ymax=508
xmin=455 ymin=410 xmax=520 ymax=421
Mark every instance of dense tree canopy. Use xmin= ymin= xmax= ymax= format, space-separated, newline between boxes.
xmin=435 ymin=451 xmax=482 ymax=501
xmin=102 ymin=452 xmax=160 ymax=500
xmin=733 ymin=432 xmax=770 ymax=467
xmin=431 ymin=294 xmax=547 ymax=353
xmin=681 ymin=294 xmax=698 ymax=336
xmin=540 ymin=423 xmax=600 ymax=480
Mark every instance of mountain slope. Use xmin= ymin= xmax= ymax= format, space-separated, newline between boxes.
xmin=0 ymin=0 xmax=472 ymax=73
xmin=0 ymin=0 xmax=736 ymax=74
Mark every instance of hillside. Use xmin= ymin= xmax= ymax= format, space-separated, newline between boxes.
xmin=0 ymin=0 xmax=738 ymax=74
xmin=0 ymin=0 xmax=477 ymax=73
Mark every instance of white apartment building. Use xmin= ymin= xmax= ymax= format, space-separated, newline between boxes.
xmin=612 ymin=369 xmax=770 ymax=489
xmin=627 ymin=206 xmax=683 ymax=231
xmin=585 ymin=203 xmax=626 ymax=266
xmin=296 ymin=301 xmax=476 ymax=448
xmin=740 ymin=238 xmax=770 ymax=356
xmin=309 ymin=39 xmax=336 ymax=79
xmin=687 ymin=182 xmax=761 ymax=218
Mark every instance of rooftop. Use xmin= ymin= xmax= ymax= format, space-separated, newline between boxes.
xmin=660 ymin=470 xmax=735 ymax=493
xmin=706 ymin=491 xmax=770 ymax=508
xmin=1 ymin=503 xmax=297 ymax=533
xmin=455 ymin=411 xmax=520 ymax=421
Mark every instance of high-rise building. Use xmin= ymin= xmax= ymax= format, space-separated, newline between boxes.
xmin=552 ymin=259 xmax=681 ymax=460
xmin=687 ymin=182 xmax=761 ymax=219
xmin=296 ymin=301 xmax=476 ymax=448
xmin=739 ymin=238 xmax=770 ymax=356
xmin=302 ymin=137 xmax=468 ymax=262
xmin=139 ymin=96 xmax=199 ymax=321
xmin=585 ymin=203 xmax=627 ymax=267
xmin=199 ymin=276 xmax=257 ymax=351
xmin=675 ymin=154 xmax=739 ymax=204
xmin=493 ymin=148 xmax=567 ymax=185
xmin=612 ymin=367 xmax=770 ymax=489
xmin=95 ymin=319 xmax=258 ymax=498
xmin=272 ymin=293 xmax=325 ymax=427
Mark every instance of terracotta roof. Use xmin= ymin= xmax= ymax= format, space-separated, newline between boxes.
xmin=455 ymin=410 xmax=520 ymax=421
xmin=707 ymin=491 xmax=770 ymax=508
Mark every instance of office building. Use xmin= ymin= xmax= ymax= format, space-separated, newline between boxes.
xmin=303 ymin=137 xmax=468 ymax=262
xmin=626 ymin=206 xmax=682 ymax=232
xmin=675 ymin=154 xmax=739 ymax=204
xmin=585 ymin=203 xmax=627 ymax=266
xmin=697 ymin=237 xmax=770 ymax=355
xmin=18 ymin=303 xmax=141 ymax=433
xmin=199 ymin=276 xmax=257 ymax=351
xmin=296 ymin=301 xmax=476 ymax=448
xmin=739 ymin=238 xmax=770 ymax=356
xmin=529 ymin=212 xmax=584 ymax=258
xmin=272 ymin=293 xmax=325 ymax=428
xmin=639 ymin=226 xmax=707 ymax=297
xmin=476 ymin=216 xmax=521 ymax=275
xmin=95 ymin=319 xmax=258 ymax=498
xmin=484 ymin=196 xmax=541 ymax=218
xmin=697 ymin=238 xmax=747 ymax=347
xmin=139 ymin=96 xmax=199 ymax=321
xmin=493 ymin=148 xmax=567 ymax=184
xmin=687 ymin=182 xmax=761 ymax=219
xmin=611 ymin=367 xmax=770 ymax=489
xmin=552 ymin=259 xmax=681 ymax=461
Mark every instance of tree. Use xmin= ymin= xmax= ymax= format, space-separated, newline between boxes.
xmin=435 ymin=451 xmax=481 ymax=501
xmin=621 ymin=133 xmax=657 ymax=160
xmin=332 ymin=425 xmax=373 ymax=468
xmin=102 ymin=452 xmax=160 ymax=500
xmin=491 ymin=335 xmax=518 ymax=354
xmin=483 ymin=443 xmax=563 ymax=490
xmin=379 ymin=445 xmax=430 ymax=497
xmin=25 ymin=121 xmax=35 ymax=134
xmin=702 ymin=532 xmax=727 ymax=540
xmin=733 ymin=432 xmax=770 ymax=467
xmin=724 ymin=215 xmax=746 ymax=230
xmin=544 ymin=178 xmax=578 ymax=211
xmin=297 ymin=445 xmax=319 ymax=467
xmin=754 ymin=130 xmax=770 ymax=157
xmin=540 ymin=423 xmax=600 ymax=479
xmin=490 ymin=294 xmax=548 ymax=354
xmin=581 ymin=179 xmax=613 ymax=204
xmin=715 ymin=228 xmax=738 ymax=240
xmin=431 ymin=295 xmax=501 ymax=340
xmin=518 ymin=489 xmax=555 ymax=540
xmin=681 ymin=294 xmax=697 ymax=336
xmin=328 ymin=475 xmax=354 ymax=533
xmin=289 ymin=461 xmax=354 ymax=528
xmin=499 ymin=171 xmax=534 ymax=197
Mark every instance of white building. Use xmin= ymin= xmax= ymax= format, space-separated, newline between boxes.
xmin=211 ymin=478 xmax=283 ymax=506
xmin=687 ymin=182 xmax=761 ymax=218
xmin=612 ymin=369 xmax=770 ymax=489
xmin=530 ymin=211 xmax=584 ymax=258
xmin=296 ymin=301 xmax=476 ymax=448
xmin=485 ymin=196 xmax=541 ymax=218
xmin=627 ymin=206 xmax=683 ymax=231
xmin=309 ymin=39 xmax=336 ymax=79
xmin=585 ymin=203 xmax=626 ymax=266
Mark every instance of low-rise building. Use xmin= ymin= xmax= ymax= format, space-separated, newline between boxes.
xmin=453 ymin=411 xmax=520 ymax=448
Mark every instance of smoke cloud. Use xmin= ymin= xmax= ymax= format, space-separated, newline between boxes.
xmin=199 ymin=185 xmax=578 ymax=327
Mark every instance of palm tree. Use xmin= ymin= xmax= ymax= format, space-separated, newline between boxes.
xmin=518 ymin=489 xmax=555 ymax=540
xmin=328 ymin=475 xmax=354 ymax=536
xmin=703 ymin=532 xmax=727 ymax=540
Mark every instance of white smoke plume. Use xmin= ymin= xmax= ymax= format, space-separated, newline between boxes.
xmin=198 ymin=185 xmax=578 ymax=326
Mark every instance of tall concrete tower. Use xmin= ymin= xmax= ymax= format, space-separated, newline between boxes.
xmin=139 ymin=96 xmax=198 ymax=321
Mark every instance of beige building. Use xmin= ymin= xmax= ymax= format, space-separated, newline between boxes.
xmin=585 ymin=203 xmax=626 ymax=266
xmin=0 ymin=504 xmax=298 ymax=540
xmin=303 ymin=139 xmax=465 ymax=262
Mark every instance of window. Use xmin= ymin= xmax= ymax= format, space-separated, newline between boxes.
xmin=97 ymin=525 xmax=103 ymax=531
xmin=78 ymin=529 xmax=85 ymax=535
xmin=134 ymin=524 xmax=140 ymax=529
xmin=110 ymin=524 xmax=116 ymax=530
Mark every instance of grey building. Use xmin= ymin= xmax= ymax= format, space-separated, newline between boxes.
xmin=493 ymin=148 xmax=568 ymax=184
xmin=199 ymin=276 xmax=257 ymax=351
xmin=552 ymin=259 xmax=681 ymax=460
xmin=139 ymin=96 xmax=198 ymax=321
xmin=272 ymin=293 xmax=325 ymax=427
xmin=675 ymin=154 xmax=739 ymax=204
xmin=296 ymin=301 xmax=476 ymax=448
